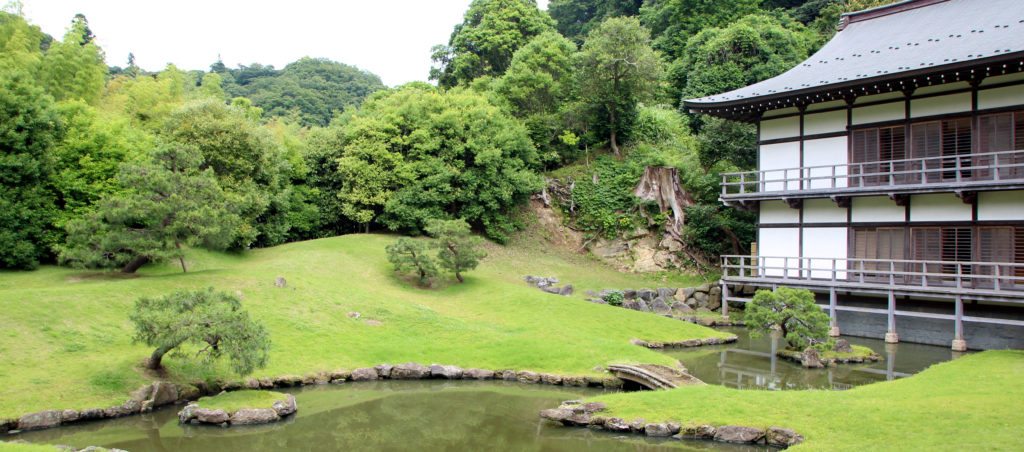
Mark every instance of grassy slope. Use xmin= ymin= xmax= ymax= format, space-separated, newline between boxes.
xmin=0 ymin=234 xmax=722 ymax=419
xmin=592 ymin=350 xmax=1024 ymax=451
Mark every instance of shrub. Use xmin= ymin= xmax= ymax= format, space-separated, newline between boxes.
xmin=602 ymin=290 xmax=625 ymax=306
xmin=745 ymin=286 xmax=829 ymax=350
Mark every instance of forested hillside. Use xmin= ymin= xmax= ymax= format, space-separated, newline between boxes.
xmin=0 ymin=0 xmax=893 ymax=273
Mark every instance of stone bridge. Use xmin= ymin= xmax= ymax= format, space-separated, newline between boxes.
xmin=607 ymin=364 xmax=703 ymax=390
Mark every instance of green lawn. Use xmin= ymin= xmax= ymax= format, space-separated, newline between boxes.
xmin=590 ymin=350 xmax=1024 ymax=451
xmin=194 ymin=390 xmax=288 ymax=413
xmin=0 ymin=233 xmax=722 ymax=420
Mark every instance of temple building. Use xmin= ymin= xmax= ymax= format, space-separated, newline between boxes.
xmin=684 ymin=0 xmax=1024 ymax=350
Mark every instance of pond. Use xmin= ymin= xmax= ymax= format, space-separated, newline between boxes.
xmin=660 ymin=327 xmax=959 ymax=390
xmin=13 ymin=380 xmax=763 ymax=452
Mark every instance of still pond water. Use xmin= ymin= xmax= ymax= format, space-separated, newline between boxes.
xmin=14 ymin=329 xmax=956 ymax=451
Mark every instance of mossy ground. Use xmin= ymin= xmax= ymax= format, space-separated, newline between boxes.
xmin=0 ymin=233 xmax=721 ymax=419
xmin=194 ymin=390 xmax=288 ymax=413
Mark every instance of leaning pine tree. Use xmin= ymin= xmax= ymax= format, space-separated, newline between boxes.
xmin=130 ymin=288 xmax=270 ymax=374
xmin=426 ymin=218 xmax=486 ymax=283
xmin=386 ymin=237 xmax=438 ymax=286
xmin=745 ymin=286 xmax=830 ymax=350
xmin=60 ymin=143 xmax=241 ymax=273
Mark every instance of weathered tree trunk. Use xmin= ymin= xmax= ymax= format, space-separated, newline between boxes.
xmin=147 ymin=344 xmax=175 ymax=370
xmin=455 ymin=272 xmax=464 ymax=283
xmin=122 ymin=256 xmax=150 ymax=274
xmin=175 ymin=242 xmax=187 ymax=273
xmin=633 ymin=166 xmax=695 ymax=238
xmin=609 ymin=107 xmax=620 ymax=156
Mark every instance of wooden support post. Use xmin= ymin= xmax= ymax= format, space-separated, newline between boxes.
xmin=828 ymin=287 xmax=840 ymax=337
xmin=952 ymin=295 xmax=967 ymax=352
xmin=885 ymin=290 xmax=899 ymax=343
xmin=720 ymin=282 xmax=730 ymax=321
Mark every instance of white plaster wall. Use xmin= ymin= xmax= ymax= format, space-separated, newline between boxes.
xmin=804 ymin=110 xmax=847 ymax=135
xmin=910 ymin=92 xmax=971 ymax=118
xmin=760 ymin=116 xmax=801 ymax=140
xmin=758 ymin=228 xmax=800 ymax=277
xmin=803 ymin=227 xmax=848 ymax=279
xmin=759 ymin=142 xmax=801 ymax=192
xmin=762 ymin=106 xmax=800 ymax=118
xmin=760 ymin=200 xmax=799 ymax=224
xmin=803 ymin=198 xmax=847 ymax=223
xmin=909 ymin=193 xmax=972 ymax=222
xmin=978 ymin=85 xmax=1024 ymax=110
xmin=803 ymin=136 xmax=848 ymax=189
xmin=978 ymin=191 xmax=1024 ymax=221
xmin=852 ymin=101 xmax=904 ymax=125
xmin=851 ymin=196 xmax=904 ymax=223
xmin=914 ymin=81 xmax=970 ymax=96
xmin=806 ymin=100 xmax=846 ymax=113
xmin=854 ymin=92 xmax=904 ymax=104
xmin=981 ymin=72 xmax=1024 ymax=86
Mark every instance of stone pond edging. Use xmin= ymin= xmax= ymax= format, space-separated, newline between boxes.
xmin=539 ymin=400 xmax=805 ymax=449
xmin=178 ymin=393 xmax=297 ymax=426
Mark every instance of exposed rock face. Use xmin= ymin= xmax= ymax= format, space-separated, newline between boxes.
xmin=391 ymin=363 xmax=430 ymax=379
xmin=374 ymin=364 xmax=393 ymax=378
xmin=714 ymin=425 xmax=765 ymax=443
xmin=604 ymin=417 xmax=630 ymax=432
xmin=767 ymin=426 xmax=805 ymax=447
xmin=834 ymin=339 xmax=853 ymax=353
xmin=195 ymin=408 xmax=230 ymax=424
xmin=516 ymin=371 xmax=541 ymax=384
xmin=801 ymin=348 xmax=825 ymax=368
xmin=18 ymin=410 xmax=63 ymax=431
xmin=231 ymin=408 xmax=280 ymax=425
xmin=350 ymin=367 xmax=379 ymax=381
xmin=61 ymin=409 xmax=80 ymax=423
xmin=430 ymin=364 xmax=464 ymax=379
xmin=644 ymin=422 xmax=679 ymax=437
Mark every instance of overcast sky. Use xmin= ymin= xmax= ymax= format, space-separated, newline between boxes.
xmin=22 ymin=0 xmax=550 ymax=87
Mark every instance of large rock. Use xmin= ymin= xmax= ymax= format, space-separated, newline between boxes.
xmin=636 ymin=289 xmax=655 ymax=301
xmin=801 ymin=348 xmax=825 ymax=368
xmin=644 ymin=422 xmax=679 ymax=437
xmin=678 ymin=424 xmax=717 ymax=440
xmin=195 ymin=408 xmax=230 ymax=424
xmin=539 ymin=408 xmax=572 ymax=423
xmin=622 ymin=300 xmax=640 ymax=311
xmin=542 ymin=286 xmax=562 ymax=295
xmin=430 ymin=364 xmax=464 ymax=379
xmin=272 ymin=394 xmax=298 ymax=417
xmin=562 ymin=376 xmax=587 ymax=387
xmin=834 ymin=339 xmax=853 ymax=353
xmin=464 ymin=368 xmax=495 ymax=379
xmin=604 ymin=417 xmax=630 ymax=432
xmin=714 ymin=425 xmax=765 ymax=443
xmin=651 ymin=298 xmax=672 ymax=315
xmin=693 ymin=291 xmax=709 ymax=304
xmin=636 ymin=300 xmax=650 ymax=312
xmin=374 ymin=364 xmax=394 ymax=378
xmin=671 ymin=301 xmax=693 ymax=315
xmin=150 ymin=381 xmax=179 ymax=407
xmin=767 ymin=426 xmax=804 ymax=447
xmin=706 ymin=294 xmax=722 ymax=311
xmin=540 ymin=373 xmax=563 ymax=385
xmin=18 ymin=410 xmax=62 ymax=431
xmin=516 ymin=371 xmax=541 ymax=384
xmin=657 ymin=288 xmax=675 ymax=298
xmin=230 ymin=408 xmax=279 ymax=425
xmin=391 ymin=363 xmax=431 ymax=379
xmin=61 ymin=409 xmax=80 ymax=423
xmin=622 ymin=289 xmax=637 ymax=300
xmin=350 ymin=367 xmax=379 ymax=381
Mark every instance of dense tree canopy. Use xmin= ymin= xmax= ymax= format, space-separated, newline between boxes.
xmin=430 ymin=0 xmax=555 ymax=88
xmin=335 ymin=84 xmax=542 ymax=241
xmin=547 ymin=0 xmax=643 ymax=44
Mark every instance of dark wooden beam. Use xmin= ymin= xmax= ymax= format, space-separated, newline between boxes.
xmin=831 ymin=196 xmax=851 ymax=208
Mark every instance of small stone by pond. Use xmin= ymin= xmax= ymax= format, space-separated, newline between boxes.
xmin=178 ymin=390 xmax=297 ymax=427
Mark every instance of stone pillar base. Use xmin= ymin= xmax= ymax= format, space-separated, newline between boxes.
xmin=828 ymin=326 xmax=840 ymax=337
xmin=884 ymin=332 xmax=899 ymax=344
xmin=951 ymin=339 xmax=967 ymax=352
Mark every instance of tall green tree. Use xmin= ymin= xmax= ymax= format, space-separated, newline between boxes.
xmin=576 ymin=16 xmax=661 ymax=155
xmin=131 ymin=288 xmax=270 ymax=374
xmin=430 ymin=0 xmax=555 ymax=88
xmin=38 ymin=14 xmax=106 ymax=104
xmin=0 ymin=71 xmax=61 ymax=269
xmin=639 ymin=0 xmax=761 ymax=61
xmin=335 ymin=84 xmax=542 ymax=242
xmin=60 ymin=144 xmax=241 ymax=273
xmin=493 ymin=31 xmax=578 ymax=165
xmin=547 ymin=0 xmax=643 ymax=44
xmin=426 ymin=219 xmax=486 ymax=283
xmin=386 ymin=238 xmax=438 ymax=286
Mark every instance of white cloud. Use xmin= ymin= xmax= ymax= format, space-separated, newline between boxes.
xmin=22 ymin=0 xmax=550 ymax=87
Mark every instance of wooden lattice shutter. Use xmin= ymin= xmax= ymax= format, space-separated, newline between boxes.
xmin=912 ymin=228 xmax=942 ymax=284
xmin=851 ymin=129 xmax=879 ymax=186
xmin=942 ymin=118 xmax=973 ymax=180
xmin=911 ymin=122 xmax=941 ymax=183
xmin=978 ymin=226 xmax=1014 ymax=288
xmin=979 ymin=113 xmax=1012 ymax=180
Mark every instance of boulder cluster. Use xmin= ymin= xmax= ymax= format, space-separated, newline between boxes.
xmin=540 ymin=400 xmax=804 ymax=448
xmin=524 ymin=276 xmax=574 ymax=296
xmin=178 ymin=394 xmax=297 ymax=426
xmin=3 ymin=381 xmax=194 ymax=434
xmin=338 ymin=363 xmax=623 ymax=389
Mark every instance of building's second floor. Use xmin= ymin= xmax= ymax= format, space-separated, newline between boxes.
xmin=720 ymin=76 xmax=1024 ymax=206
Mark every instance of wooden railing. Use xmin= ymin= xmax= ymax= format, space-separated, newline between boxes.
xmin=721 ymin=255 xmax=1024 ymax=297
xmin=721 ymin=149 xmax=1024 ymax=198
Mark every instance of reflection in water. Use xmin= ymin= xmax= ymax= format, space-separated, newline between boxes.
xmin=662 ymin=328 xmax=960 ymax=390
xmin=15 ymin=381 xmax=764 ymax=452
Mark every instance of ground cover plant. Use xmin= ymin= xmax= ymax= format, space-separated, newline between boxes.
xmin=587 ymin=350 xmax=1024 ymax=451
xmin=0 ymin=234 xmax=718 ymax=419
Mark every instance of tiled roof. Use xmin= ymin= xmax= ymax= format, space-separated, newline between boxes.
xmin=684 ymin=0 xmax=1024 ymax=118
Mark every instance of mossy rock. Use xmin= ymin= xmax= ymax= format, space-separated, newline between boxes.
xmin=178 ymin=390 xmax=297 ymax=426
